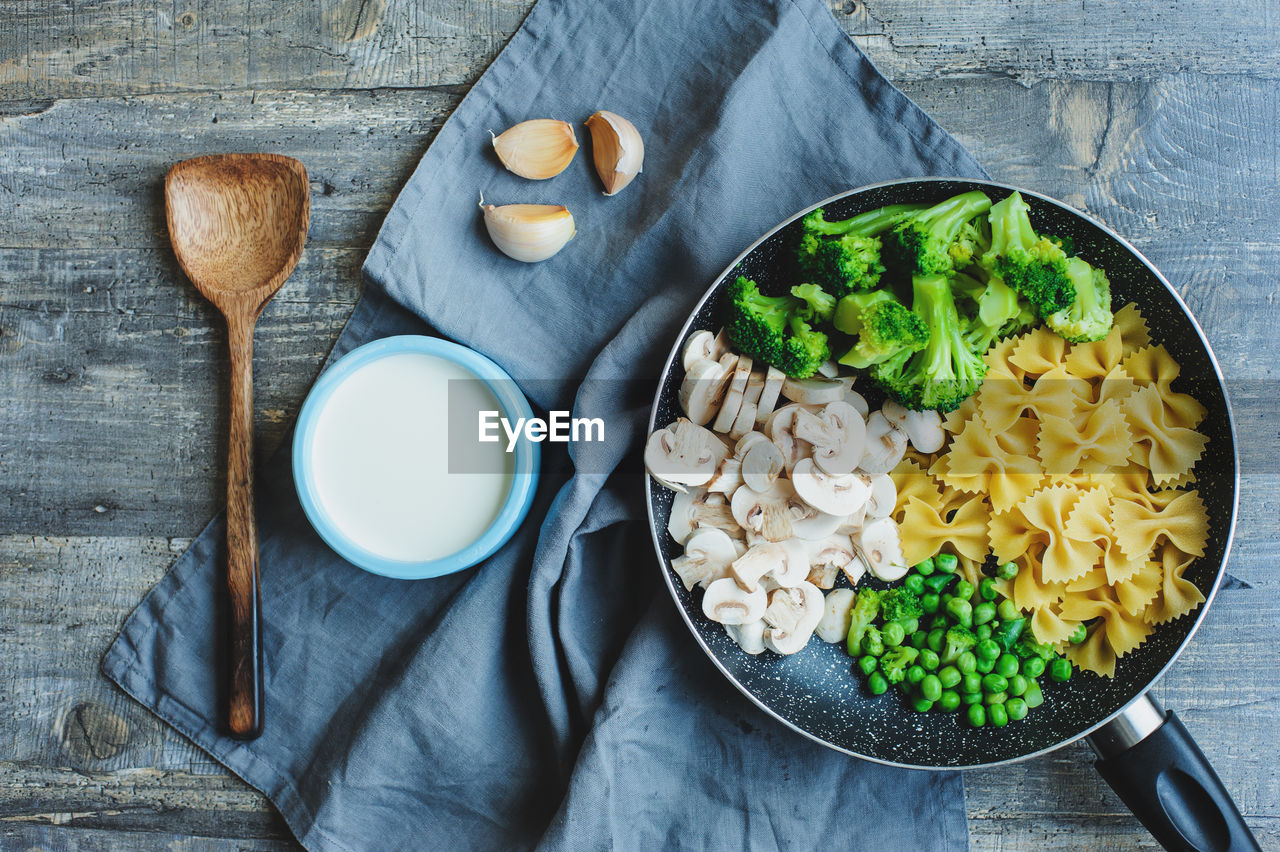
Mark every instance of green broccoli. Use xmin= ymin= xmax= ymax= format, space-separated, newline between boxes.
xmin=790 ymin=283 xmax=837 ymax=324
xmin=948 ymin=217 xmax=992 ymax=268
xmin=1045 ymin=256 xmax=1114 ymax=343
xmin=870 ymin=273 xmax=989 ymax=412
xmin=879 ymin=645 xmax=920 ymax=684
xmin=941 ymin=625 xmax=978 ymax=664
xmin=846 ymin=587 xmax=882 ymax=657
xmin=861 ymin=625 xmax=885 ymax=657
xmin=956 ymin=268 xmax=1025 ymax=354
xmin=1013 ymin=632 xmax=1057 ymax=661
xmin=800 ymin=203 xmax=929 ymax=237
xmin=982 ymin=191 xmax=1075 ymax=317
xmin=726 ymin=276 xmax=831 ymax=378
xmin=833 ymin=290 xmax=930 ymax=369
xmin=882 ymin=190 xmax=993 ymax=278
xmin=796 ymin=203 xmax=927 ymax=297
xmin=879 ymin=587 xmax=924 ymax=624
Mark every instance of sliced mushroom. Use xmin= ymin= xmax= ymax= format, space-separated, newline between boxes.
xmin=808 ymin=534 xmax=856 ymax=572
xmin=775 ymin=539 xmax=813 ymax=587
xmin=845 ymin=388 xmax=870 ymax=419
xmin=789 ymin=503 xmax=844 ymax=540
xmin=806 ymin=563 xmax=840 ymax=590
xmin=792 ymin=400 xmax=867 ymax=475
xmin=678 ymin=355 xmax=734 ymax=426
xmin=681 ymin=330 xmax=718 ymax=371
xmin=765 ymin=403 xmax=815 ymax=473
xmin=730 ymin=479 xmax=800 ymax=542
xmin=865 ymin=473 xmax=898 ymax=520
xmin=667 ymin=488 xmax=741 ymax=545
xmin=705 ymin=456 xmax=743 ymax=494
xmin=781 ymin=375 xmax=848 ymax=405
xmin=762 ymin=581 xmax=824 ymax=654
xmin=856 ymin=517 xmax=909 ymax=581
xmin=711 ymin=328 xmax=733 ymax=361
xmin=843 ymin=553 xmax=867 ymax=586
xmin=729 ymin=400 xmax=758 ymax=440
xmin=670 ymin=527 xmax=738 ymax=591
xmin=754 ymin=366 xmax=788 ymax=427
xmin=734 ymin=429 xmax=770 ymax=458
xmin=702 ymin=576 xmax=767 ymax=625
xmin=740 ymin=439 xmax=785 ymax=493
xmin=725 ymin=619 xmax=767 ymax=654
xmin=791 ymin=457 xmax=872 ymax=516
xmin=713 ymin=355 xmax=753 ymax=434
xmin=858 ymin=410 xmax=909 ymax=474
xmin=815 ymin=588 xmax=857 ymax=644
xmin=645 ymin=418 xmax=723 ymax=492
xmin=835 ymin=503 xmax=867 ymax=536
xmin=730 ymin=542 xmax=788 ymax=592
xmin=881 ymin=399 xmax=946 ymax=454
xmin=816 ymin=360 xmax=840 ymax=378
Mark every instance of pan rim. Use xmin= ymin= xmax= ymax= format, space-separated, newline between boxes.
xmin=643 ymin=176 xmax=1241 ymax=771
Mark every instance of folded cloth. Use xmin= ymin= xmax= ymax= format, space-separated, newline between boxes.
xmin=104 ymin=0 xmax=986 ymax=848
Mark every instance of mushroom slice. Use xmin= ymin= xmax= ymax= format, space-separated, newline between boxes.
xmin=645 ymin=418 xmax=725 ymax=492
xmin=865 ymin=473 xmax=898 ymax=520
xmin=729 ymin=401 xmax=758 ymax=440
xmin=725 ymin=619 xmax=767 ymax=655
xmin=667 ymin=488 xmax=741 ymax=545
xmin=730 ymin=542 xmax=788 ymax=592
xmin=845 ymin=388 xmax=870 ymax=419
xmin=734 ymin=430 xmax=770 ymax=458
xmin=856 ymin=517 xmax=909 ymax=581
xmin=681 ymin=330 xmax=718 ymax=371
xmin=711 ymin=328 xmax=733 ymax=361
xmin=702 ymin=577 xmax=766 ymax=625
xmin=858 ymin=410 xmax=909 ymax=474
xmin=792 ymin=400 xmax=867 ymax=476
xmin=670 ymin=527 xmax=738 ymax=591
xmin=740 ymin=439 xmax=784 ymax=493
xmin=789 ymin=503 xmax=844 ymax=540
xmin=791 ymin=457 xmax=871 ymax=516
xmin=678 ymin=356 xmax=733 ymax=426
xmin=713 ymin=355 xmax=753 ymax=434
xmin=806 ymin=563 xmax=839 ymax=590
xmin=754 ymin=366 xmax=788 ymax=427
xmin=705 ymin=456 xmax=743 ymax=495
xmin=808 ymin=534 xmax=856 ymax=572
xmin=730 ymin=479 xmax=799 ymax=542
xmin=815 ymin=588 xmax=857 ymax=644
xmin=762 ymin=581 xmax=824 ymax=654
xmin=881 ymin=399 xmax=946 ymax=454
xmin=816 ymin=360 xmax=840 ymax=378
xmin=765 ymin=404 xmax=815 ymax=474
xmin=775 ymin=539 xmax=813 ymax=587
xmin=842 ymin=554 xmax=867 ymax=586
xmin=781 ymin=375 xmax=848 ymax=405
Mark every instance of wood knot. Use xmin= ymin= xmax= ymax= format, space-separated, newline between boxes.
xmin=179 ymin=11 xmax=197 ymax=28
xmin=60 ymin=700 xmax=129 ymax=764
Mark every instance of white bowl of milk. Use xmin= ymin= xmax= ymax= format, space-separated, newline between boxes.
xmin=292 ymin=336 xmax=539 ymax=579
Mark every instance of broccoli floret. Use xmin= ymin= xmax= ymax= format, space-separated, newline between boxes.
xmin=1046 ymin=256 xmax=1114 ymax=343
xmin=800 ymin=203 xmax=929 ymax=237
xmin=790 ymin=283 xmax=837 ymax=323
xmin=882 ymin=190 xmax=993 ymax=278
xmin=1013 ymin=632 xmax=1057 ymax=661
xmin=941 ymin=625 xmax=978 ymax=665
xmin=861 ymin=625 xmax=885 ymax=657
xmin=957 ymin=269 xmax=1024 ymax=354
xmin=833 ymin=290 xmax=930 ymax=369
xmin=879 ymin=645 xmax=920 ymax=684
xmin=948 ymin=217 xmax=992 ymax=268
xmin=998 ymin=300 xmax=1039 ymax=339
xmin=879 ymin=587 xmax=924 ymax=624
xmin=845 ymin=587 xmax=882 ymax=657
xmin=870 ymin=273 xmax=989 ymax=412
xmin=797 ymin=203 xmax=928 ymax=297
xmin=726 ymin=277 xmax=831 ymax=378
xmin=982 ymin=191 xmax=1075 ymax=317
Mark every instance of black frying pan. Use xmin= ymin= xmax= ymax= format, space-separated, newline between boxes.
xmin=645 ymin=179 xmax=1259 ymax=851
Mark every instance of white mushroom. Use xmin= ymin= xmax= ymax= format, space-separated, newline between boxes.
xmin=681 ymin=330 xmax=718 ymax=371
xmin=762 ymin=582 xmax=824 ymax=654
xmin=865 ymin=473 xmax=898 ymax=520
xmin=856 ymin=517 xmax=909 ymax=581
xmin=645 ymin=418 xmax=723 ymax=492
xmin=754 ymin=366 xmax=788 ymax=427
xmin=729 ymin=400 xmax=758 ymax=440
xmin=835 ymin=503 xmax=867 ymax=536
xmin=765 ymin=403 xmax=815 ymax=473
xmin=734 ymin=430 xmax=770 ymax=458
xmin=730 ymin=479 xmax=802 ymax=542
xmin=806 ymin=563 xmax=840 ymax=590
xmin=775 ymin=539 xmax=814 ymax=587
xmin=702 ymin=577 xmax=767 ymax=625
xmin=842 ymin=553 xmax=867 ymax=586
xmin=730 ymin=542 xmax=788 ymax=592
xmin=713 ymin=355 xmax=753 ymax=434
xmin=881 ymin=399 xmax=946 ymax=454
xmin=815 ymin=588 xmax=857 ymax=644
xmin=725 ymin=619 xmax=767 ymax=654
xmin=670 ymin=527 xmax=738 ymax=591
xmin=858 ymin=410 xmax=909 ymax=474
xmin=791 ymin=457 xmax=872 ymax=516
xmin=789 ymin=503 xmax=844 ymax=541
xmin=781 ymin=375 xmax=848 ymax=405
xmin=667 ymin=488 xmax=741 ymax=545
xmin=792 ymin=400 xmax=867 ymax=475
xmin=678 ymin=355 xmax=733 ymax=426
xmin=740 ymin=439 xmax=785 ymax=493
xmin=845 ymin=388 xmax=870 ymax=419
xmin=705 ymin=456 xmax=743 ymax=495
xmin=711 ymin=328 xmax=733 ymax=360
xmin=816 ymin=360 xmax=840 ymax=378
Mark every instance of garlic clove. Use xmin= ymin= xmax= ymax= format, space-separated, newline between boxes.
xmin=584 ymin=110 xmax=644 ymax=196
xmin=491 ymin=119 xmax=579 ymax=180
xmin=480 ymin=201 xmax=576 ymax=263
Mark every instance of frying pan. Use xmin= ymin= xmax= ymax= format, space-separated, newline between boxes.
xmin=645 ymin=178 xmax=1259 ymax=851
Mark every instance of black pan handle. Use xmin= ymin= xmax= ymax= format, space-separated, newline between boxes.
xmin=1088 ymin=694 xmax=1259 ymax=852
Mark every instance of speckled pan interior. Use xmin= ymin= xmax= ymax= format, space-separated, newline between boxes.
xmin=646 ymin=178 xmax=1238 ymax=769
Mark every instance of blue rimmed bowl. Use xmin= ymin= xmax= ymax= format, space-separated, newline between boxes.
xmin=293 ymin=335 xmax=539 ymax=580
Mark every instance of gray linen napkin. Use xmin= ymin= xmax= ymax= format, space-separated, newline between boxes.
xmin=104 ymin=0 xmax=987 ymax=848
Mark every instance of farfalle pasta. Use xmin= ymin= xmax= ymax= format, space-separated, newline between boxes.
xmin=892 ymin=303 xmax=1212 ymax=677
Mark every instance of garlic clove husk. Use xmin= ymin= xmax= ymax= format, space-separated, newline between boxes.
xmin=480 ymin=201 xmax=576 ymax=263
xmin=491 ymin=119 xmax=579 ymax=180
xmin=584 ymin=110 xmax=644 ymax=196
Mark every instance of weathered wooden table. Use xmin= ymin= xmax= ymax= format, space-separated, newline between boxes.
xmin=2 ymin=1 xmax=1277 ymax=848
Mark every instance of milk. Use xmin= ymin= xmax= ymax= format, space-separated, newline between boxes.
xmin=309 ymin=352 xmax=514 ymax=562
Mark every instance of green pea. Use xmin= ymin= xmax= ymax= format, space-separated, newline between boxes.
xmin=984 ymin=691 xmax=1008 ymax=705
xmin=973 ymin=602 xmax=997 ymax=626
xmin=915 ymin=557 xmax=936 ymax=576
xmin=927 ymin=628 xmax=945 ymax=653
xmin=858 ymin=655 xmax=879 ymax=676
xmin=899 ymin=617 xmax=919 ymax=635
xmin=988 ymin=702 xmax=1009 ymax=727
xmin=938 ymin=665 xmax=962 ymax=689
xmin=922 ymin=573 xmax=957 ymax=594
xmin=937 ymin=690 xmax=961 ymax=712
xmin=1068 ymin=623 xmax=1088 ymax=645
xmin=1006 ymin=697 xmax=1029 ymax=721
xmin=974 ymin=623 xmax=993 ymax=641
xmin=961 ymin=673 xmax=982 ymax=695
xmin=906 ymin=665 xmax=926 ymax=685
xmin=975 ymin=657 xmax=995 ymax=674
xmin=995 ymin=654 xmax=1020 ymax=678
xmin=997 ymin=599 xmax=1019 ymax=621
xmin=956 ymin=651 xmax=977 ymax=675
xmin=1049 ymin=657 xmax=1073 ymax=682
xmin=996 ymin=561 xmax=1019 ymax=580
xmin=904 ymin=574 xmax=925 ymax=595
xmin=1024 ymin=682 xmax=1044 ymax=708
xmin=976 ymin=639 xmax=1001 ymax=663
xmin=1021 ymin=657 xmax=1046 ymax=679
xmin=912 ymin=697 xmax=934 ymax=713
xmin=935 ymin=553 xmax=959 ymax=574
xmin=967 ymin=704 xmax=987 ymax=727
xmin=962 ymin=691 xmax=984 ymax=705
xmin=1007 ymin=674 xmax=1029 ymax=697
xmin=946 ymin=598 xmax=973 ymax=628
xmin=920 ymin=674 xmax=943 ymax=702
xmin=981 ymin=673 xmax=1008 ymax=694
xmin=954 ymin=580 xmax=975 ymax=601
xmin=910 ymin=630 xmax=928 ymax=649
xmin=978 ymin=578 xmax=999 ymax=601
xmin=882 ymin=622 xmax=906 ymax=647
xmin=868 ymin=671 xmax=888 ymax=695
xmin=921 ymin=593 xmax=940 ymax=614
xmin=919 ymin=649 xmax=940 ymax=670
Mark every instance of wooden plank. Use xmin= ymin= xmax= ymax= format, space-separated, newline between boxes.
xmin=2 ymin=0 xmax=1277 ymax=102
xmin=1 ymin=825 xmax=296 ymax=852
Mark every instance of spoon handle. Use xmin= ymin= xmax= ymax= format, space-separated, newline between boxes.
xmin=225 ymin=314 xmax=264 ymax=739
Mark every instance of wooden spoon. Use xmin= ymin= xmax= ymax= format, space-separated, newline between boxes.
xmin=165 ymin=153 xmax=310 ymax=740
